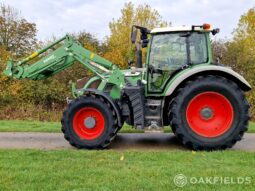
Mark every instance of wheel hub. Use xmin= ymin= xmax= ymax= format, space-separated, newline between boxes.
xmin=186 ymin=91 xmax=234 ymax=138
xmin=84 ymin=117 xmax=96 ymax=129
xmin=200 ymin=107 xmax=213 ymax=120
xmin=72 ymin=107 xmax=105 ymax=140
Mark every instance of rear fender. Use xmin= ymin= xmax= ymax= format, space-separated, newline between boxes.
xmin=164 ymin=65 xmax=251 ymax=96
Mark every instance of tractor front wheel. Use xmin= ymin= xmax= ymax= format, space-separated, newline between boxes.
xmin=169 ymin=75 xmax=250 ymax=150
xmin=61 ymin=95 xmax=118 ymax=149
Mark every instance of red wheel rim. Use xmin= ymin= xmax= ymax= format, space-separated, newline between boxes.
xmin=73 ymin=107 xmax=105 ymax=140
xmin=186 ymin=91 xmax=234 ymax=138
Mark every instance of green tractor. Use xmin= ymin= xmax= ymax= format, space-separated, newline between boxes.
xmin=4 ymin=24 xmax=251 ymax=150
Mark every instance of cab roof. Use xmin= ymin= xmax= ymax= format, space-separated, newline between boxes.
xmin=150 ymin=25 xmax=213 ymax=34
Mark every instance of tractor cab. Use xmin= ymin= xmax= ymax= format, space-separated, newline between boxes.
xmin=131 ymin=24 xmax=220 ymax=94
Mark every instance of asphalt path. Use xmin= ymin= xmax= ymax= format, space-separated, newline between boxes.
xmin=0 ymin=132 xmax=254 ymax=151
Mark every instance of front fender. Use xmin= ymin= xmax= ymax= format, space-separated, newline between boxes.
xmin=83 ymin=76 xmax=101 ymax=89
xmin=164 ymin=65 xmax=251 ymax=96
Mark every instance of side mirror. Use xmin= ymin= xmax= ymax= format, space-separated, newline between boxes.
xmin=140 ymin=32 xmax=148 ymax=41
xmin=212 ymin=28 xmax=220 ymax=35
xmin=131 ymin=30 xmax=137 ymax=44
xmin=142 ymin=39 xmax=149 ymax=48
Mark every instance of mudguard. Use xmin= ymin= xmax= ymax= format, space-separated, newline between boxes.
xmin=165 ymin=65 xmax=251 ymax=96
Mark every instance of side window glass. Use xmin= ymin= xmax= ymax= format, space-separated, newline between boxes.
xmin=190 ymin=33 xmax=207 ymax=64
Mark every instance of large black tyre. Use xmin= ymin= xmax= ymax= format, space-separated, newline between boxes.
xmin=61 ymin=94 xmax=118 ymax=149
xmin=169 ymin=75 xmax=250 ymax=150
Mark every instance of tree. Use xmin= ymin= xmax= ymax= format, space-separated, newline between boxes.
xmin=0 ymin=4 xmax=37 ymax=109
xmin=0 ymin=4 xmax=37 ymax=57
xmin=104 ymin=2 xmax=168 ymax=68
xmin=221 ymin=7 xmax=255 ymax=118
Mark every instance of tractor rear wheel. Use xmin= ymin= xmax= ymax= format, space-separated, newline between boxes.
xmin=169 ymin=75 xmax=250 ymax=150
xmin=61 ymin=95 xmax=118 ymax=149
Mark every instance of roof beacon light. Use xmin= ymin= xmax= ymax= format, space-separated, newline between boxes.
xmin=203 ymin=23 xmax=211 ymax=30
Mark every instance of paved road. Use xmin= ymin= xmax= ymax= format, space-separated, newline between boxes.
xmin=0 ymin=132 xmax=254 ymax=151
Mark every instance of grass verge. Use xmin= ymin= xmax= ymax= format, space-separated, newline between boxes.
xmin=0 ymin=149 xmax=254 ymax=191
xmin=0 ymin=120 xmax=255 ymax=133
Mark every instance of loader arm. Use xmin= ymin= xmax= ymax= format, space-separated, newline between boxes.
xmin=3 ymin=35 xmax=124 ymax=86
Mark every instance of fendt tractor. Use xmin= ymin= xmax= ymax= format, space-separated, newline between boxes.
xmin=4 ymin=24 xmax=251 ymax=150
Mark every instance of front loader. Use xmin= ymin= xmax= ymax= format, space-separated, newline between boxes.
xmin=4 ymin=24 xmax=251 ymax=150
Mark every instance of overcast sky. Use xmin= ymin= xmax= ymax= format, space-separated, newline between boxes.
xmin=1 ymin=0 xmax=255 ymax=41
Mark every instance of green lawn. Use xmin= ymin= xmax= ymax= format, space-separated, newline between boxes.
xmin=0 ymin=149 xmax=253 ymax=191
xmin=0 ymin=120 xmax=254 ymax=133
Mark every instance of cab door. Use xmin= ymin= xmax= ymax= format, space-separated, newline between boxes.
xmin=147 ymin=33 xmax=187 ymax=93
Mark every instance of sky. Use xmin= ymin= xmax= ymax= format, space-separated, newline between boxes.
xmin=1 ymin=0 xmax=255 ymax=41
